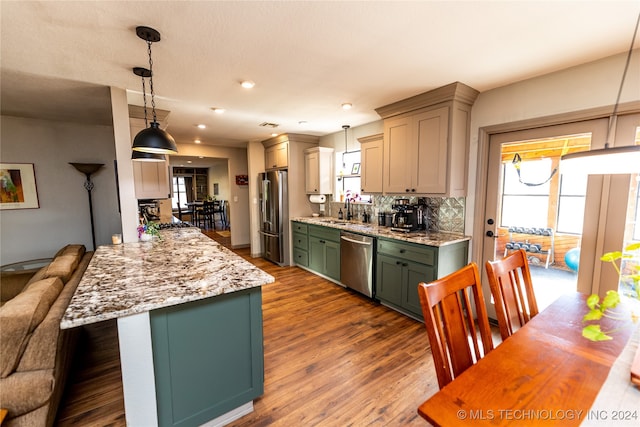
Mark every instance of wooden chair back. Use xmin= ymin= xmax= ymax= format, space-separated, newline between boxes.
xmin=418 ymin=263 xmax=494 ymax=389
xmin=485 ymin=249 xmax=539 ymax=341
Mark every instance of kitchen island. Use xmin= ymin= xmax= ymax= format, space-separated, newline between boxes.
xmin=61 ymin=227 xmax=274 ymax=427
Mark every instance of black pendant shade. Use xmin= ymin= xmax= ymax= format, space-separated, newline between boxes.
xmin=132 ymin=121 xmax=178 ymax=154
xmin=131 ymin=150 xmax=167 ymax=162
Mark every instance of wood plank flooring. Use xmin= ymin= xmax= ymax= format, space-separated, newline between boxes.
xmin=56 ymin=231 xmax=439 ymax=426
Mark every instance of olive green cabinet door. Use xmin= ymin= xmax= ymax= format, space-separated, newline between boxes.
xmin=403 ymin=261 xmax=435 ymax=317
xmin=324 ymin=240 xmax=341 ymax=281
xmin=376 ymin=253 xmax=403 ymax=306
xmin=308 ymin=236 xmax=325 ymax=274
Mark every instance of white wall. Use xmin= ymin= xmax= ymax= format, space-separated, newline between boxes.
xmin=319 ymin=121 xmax=383 ymax=151
xmin=174 ymin=144 xmax=250 ymax=248
xmin=209 ymin=161 xmax=230 ymax=200
xmin=0 ymin=115 xmax=121 ymax=264
xmin=247 ymin=141 xmax=265 ymax=257
xmin=466 ymin=50 xmax=640 ymax=240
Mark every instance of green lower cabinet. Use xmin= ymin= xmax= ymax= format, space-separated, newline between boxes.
xmin=307 ymin=224 xmax=341 ymax=282
xmin=150 ymin=288 xmax=264 ymax=427
xmin=375 ymin=238 xmax=467 ymax=320
xmin=403 ymin=261 xmax=435 ymax=316
xmin=309 ymin=236 xmax=340 ymax=281
xmin=376 ymin=254 xmax=404 ymax=306
xmin=376 ymin=254 xmax=434 ymax=319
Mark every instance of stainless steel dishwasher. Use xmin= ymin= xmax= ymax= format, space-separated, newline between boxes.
xmin=340 ymin=231 xmax=374 ymax=298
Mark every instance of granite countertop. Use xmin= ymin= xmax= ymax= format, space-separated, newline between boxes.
xmin=292 ymin=217 xmax=470 ymax=247
xmin=61 ymin=227 xmax=275 ymax=329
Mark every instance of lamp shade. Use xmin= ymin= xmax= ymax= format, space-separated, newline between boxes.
xmin=131 ymin=151 xmax=166 ymax=162
xmin=560 ymin=145 xmax=640 ymax=175
xmin=132 ymin=121 xmax=178 ymax=154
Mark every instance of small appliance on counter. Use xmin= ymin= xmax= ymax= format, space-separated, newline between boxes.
xmin=138 ymin=199 xmax=161 ymax=221
xmin=390 ymin=202 xmax=422 ymax=233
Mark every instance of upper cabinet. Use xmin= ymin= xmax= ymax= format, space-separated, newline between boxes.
xmin=133 ymin=161 xmax=171 ymax=199
xmin=358 ymin=133 xmax=383 ymax=194
xmin=264 ymin=141 xmax=289 ymax=170
xmin=304 ymin=147 xmax=334 ymax=194
xmin=375 ymin=82 xmax=479 ymax=197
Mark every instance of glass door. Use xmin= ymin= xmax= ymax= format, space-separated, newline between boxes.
xmin=481 ymin=119 xmax=608 ymax=317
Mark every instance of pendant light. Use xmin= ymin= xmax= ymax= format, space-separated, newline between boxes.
xmin=131 ymin=67 xmax=166 ymax=162
xmin=131 ymin=26 xmax=178 ymax=155
xmin=560 ymin=13 xmax=640 ymax=175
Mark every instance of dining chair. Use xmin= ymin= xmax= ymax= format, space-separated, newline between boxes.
xmin=200 ymin=201 xmax=216 ymax=229
xmin=485 ymin=248 xmax=539 ymax=341
xmin=212 ymin=200 xmax=226 ymax=230
xmin=418 ymin=263 xmax=494 ymax=389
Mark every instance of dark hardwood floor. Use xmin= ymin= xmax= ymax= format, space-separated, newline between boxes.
xmin=56 ymin=230 xmax=438 ymax=426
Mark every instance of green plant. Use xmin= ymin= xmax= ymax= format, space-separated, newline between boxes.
xmin=137 ymin=220 xmax=161 ymax=239
xmin=582 ymin=242 xmax=640 ymax=341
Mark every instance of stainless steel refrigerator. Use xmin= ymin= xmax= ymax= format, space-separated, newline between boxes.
xmin=259 ymin=170 xmax=288 ymax=265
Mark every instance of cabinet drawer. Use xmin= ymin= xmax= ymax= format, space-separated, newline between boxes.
xmin=292 ymin=222 xmax=308 ymax=234
xmin=293 ymin=232 xmax=308 ymax=250
xmin=308 ymin=225 xmax=340 ymax=242
xmin=293 ymin=248 xmax=309 ymax=267
xmin=377 ymin=238 xmax=435 ymax=266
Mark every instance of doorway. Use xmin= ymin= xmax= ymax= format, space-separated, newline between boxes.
xmin=479 ymin=113 xmax=640 ymax=318
xmin=480 ymin=118 xmax=609 ymax=317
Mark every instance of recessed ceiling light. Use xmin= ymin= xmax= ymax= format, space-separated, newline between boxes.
xmin=271 ymin=133 xmax=279 ymax=137
xmin=197 ymin=124 xmax=206 ymax=129
xmin=241 ymin=80 xmax=255 ymax=89
xmin=198 ymin=156 xmax=204 ymax=159
xmin=341 ymin=103 xmax=353 ymax=110
xmin=187 ymin=160 xmax=192 ymax=164
xmin=211 ymin=107 xmax=225 ymax=114
xmin=194 ymin=139 xmax=201 ymax=144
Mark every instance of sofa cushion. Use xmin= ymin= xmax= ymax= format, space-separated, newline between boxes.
xmin=0 ymin=277 xmax=63 ymax=378
xmin=40 ymin=255 xmax=78 ymax=284
xmin=0 ymin=369 xmax=55 ymax=417
xmin=54 ymin=244 xmax=86 ymax=260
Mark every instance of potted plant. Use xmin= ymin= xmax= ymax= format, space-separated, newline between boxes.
xmin=582 ymin=242 xmax=640 ymax=341
xmin=137 ymin=220 xmax=161 ymax=242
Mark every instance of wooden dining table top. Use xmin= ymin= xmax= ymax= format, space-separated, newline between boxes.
xmin=418 ymin=291 xmax=638 ymax=426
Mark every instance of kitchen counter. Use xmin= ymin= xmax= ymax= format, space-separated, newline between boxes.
xmin=61 ymin=227 xmax=274 ymax=329
xmin=291 ymin=216 xmax=470 ymax=247
xmin=60 ymin=226 xmax=273 ymax=427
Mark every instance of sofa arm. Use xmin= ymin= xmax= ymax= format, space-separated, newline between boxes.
xmin=0 ymin=369 xmax=55 ymax=418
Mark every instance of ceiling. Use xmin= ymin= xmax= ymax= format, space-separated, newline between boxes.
xmin=2 ymin=1 xmax=639 ymax=152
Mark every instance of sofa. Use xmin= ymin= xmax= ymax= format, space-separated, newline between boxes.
xmin=0 ymin=245 xmax=93 ymax=426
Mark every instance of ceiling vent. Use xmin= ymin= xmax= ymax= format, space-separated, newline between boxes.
xmin=259 ymin=122 xmax=280 ymax=128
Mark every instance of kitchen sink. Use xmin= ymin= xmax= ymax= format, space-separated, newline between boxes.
xmin=319 ymin=219 xmax=348 ymax=225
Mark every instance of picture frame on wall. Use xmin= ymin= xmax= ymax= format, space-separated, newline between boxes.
xmin=0 ymin=163 xmax=39 ymax=210
xmin=351 ymin=163 xmax=361 ymax=175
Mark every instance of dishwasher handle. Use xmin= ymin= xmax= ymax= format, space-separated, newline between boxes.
xmin=340 ymin=235 xmax=373 ymax=246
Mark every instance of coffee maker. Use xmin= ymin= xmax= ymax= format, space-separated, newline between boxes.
xmin=391 ymin=203 xmax=419 ymax=233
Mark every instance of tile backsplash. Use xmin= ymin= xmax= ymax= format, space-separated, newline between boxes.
xmin=327 ymin=195 xmax=465 ymax=234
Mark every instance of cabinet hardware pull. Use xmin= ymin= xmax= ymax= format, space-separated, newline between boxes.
xmin=320 ymin=240 xmax=325 ymax=243
xmin=399 ymin=249 xmax=406 ymax=253
xmin=396 ymin=261 xmax=402 ymax=265
xmin=403 ymin=263 xmax=408 ymax=267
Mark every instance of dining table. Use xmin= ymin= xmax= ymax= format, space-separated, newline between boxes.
xmin=418 ymin=291 xmax=640 ymax=426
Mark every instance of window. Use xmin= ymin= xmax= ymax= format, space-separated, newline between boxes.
xmin=500 ymin=158 xmax=551 ymax=228
xmin=557 ymin=173 xmax=587 ymax=234
xmin=172 ymin=176 xmax=188 ymax=210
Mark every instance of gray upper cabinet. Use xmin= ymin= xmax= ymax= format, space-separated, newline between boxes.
xmin=264 ymin=141 xmax=289 ymax=170
xmin=375 ymin=82 xmax=479 ymax=197
xmin=304 ymin=147 xmax=334 ymax=194
xmin=358 ymin=133 xmax=383 ymax=194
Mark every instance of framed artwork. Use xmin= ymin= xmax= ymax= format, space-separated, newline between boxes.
xmin=0 ymin=163 xmax=39 ymax=210
xmin=236 ymin=175 xmax=249 ymax=185
xmin=351 ymin=163 xmax=361 ymax=175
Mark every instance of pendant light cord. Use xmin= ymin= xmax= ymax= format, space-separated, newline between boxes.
xmin=147 ymin=39 xmax=158 ymax=123
xmin=140 ymin=75 xmax=148 ymax=127
xmin=605 ymin=12 xmax=640 ymax=147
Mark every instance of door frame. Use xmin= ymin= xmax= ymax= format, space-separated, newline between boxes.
xmin=473 ymin=101 xmax=640 ymax=306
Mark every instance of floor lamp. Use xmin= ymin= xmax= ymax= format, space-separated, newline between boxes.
xmin=70 ymin=163 xmax=104 ymax=250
